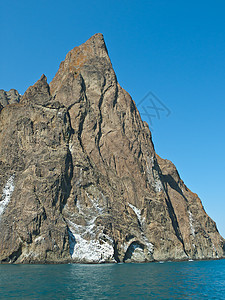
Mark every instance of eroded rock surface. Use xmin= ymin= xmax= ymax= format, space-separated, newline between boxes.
xmin=0 ymin=89 xmax=21 ymax=107
xmin=0 ymin=33 xmax=224 ymax=263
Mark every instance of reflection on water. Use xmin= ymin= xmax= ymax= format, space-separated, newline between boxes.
xmin=0 ymin=260 xmax=225 ymax=299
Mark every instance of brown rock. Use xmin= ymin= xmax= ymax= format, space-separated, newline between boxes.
xmin=0 ymin=33 xmax=224 ymax=263
xmin=0 ymin=80 xmax=72 ymax=263
xmin=0 ymin=89 xmax=21 ymax=107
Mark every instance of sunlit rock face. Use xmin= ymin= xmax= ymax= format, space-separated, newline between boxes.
xmin=0 ymin=33 xmax=224 ymax=263
xmin=0 ymin=89 xmax=21 ymax=107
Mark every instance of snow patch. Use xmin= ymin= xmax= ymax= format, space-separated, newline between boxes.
xmin=188 ymin=211 xmax=195 ymax=237
xmin=69 ymin=143 xmax=73 ymax=152
xmin=86 ymin=191 xmax=104 ymax=214
xmin=127 ymin=203 xmax=154 ymax=254
xmin=154 ymin=179 xmax=162 ymax=192
xmin=212 ymin=243 xmax=219 ymax=258
xmin=128 ymin=203 xmax=144 ymax=226
xmin=67 ymin=189 xmax=114 ymax=262
xmin=68 ymin=221 xmax=114 ymax=263
xmin=0 ymin=175 xmax=15 ymax=219
xmin=146 ymin=156 xmax=163 ymax=192
xmin=34 ymin=236 xmax=45 ymax=243
xmin=141 ymin=234 xmax=154 ymax=253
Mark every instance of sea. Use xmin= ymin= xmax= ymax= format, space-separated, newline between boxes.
xmin=0 ymin=259 xmax=225 ymax=299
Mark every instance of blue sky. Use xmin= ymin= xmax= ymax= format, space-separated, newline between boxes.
xmin=1 ymin=0 xmax=225 ymax=237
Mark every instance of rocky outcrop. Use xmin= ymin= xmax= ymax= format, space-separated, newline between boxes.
xmin=0 ymin=33 xmax=224 ymax=263
xmin=0 ymin=89 xmax=21 ymax=107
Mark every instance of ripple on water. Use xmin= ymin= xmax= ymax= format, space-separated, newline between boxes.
xmin=0 ymin=260 xmax=225 ymax=299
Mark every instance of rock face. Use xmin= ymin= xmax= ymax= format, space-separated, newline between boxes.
xmin=0 ymin=33 xmax=224 ymax=263
xmin=0 ymin=89 xmax=21 ymax=107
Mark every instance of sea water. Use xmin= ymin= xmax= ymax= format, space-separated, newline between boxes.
xmin=0 ymin=259 xmax=225 ymax=299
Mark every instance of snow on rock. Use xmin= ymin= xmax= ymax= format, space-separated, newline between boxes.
xmin=34 ymin=236 xmax=45 ymax=244
xmin=128 ymin=203 xmax=145 ymax=227
xmin=126 ymin=204 xmax=154 ymax=255
xmin=212 ymin=243 xmax=219 ymax=258
xmin=66 ymin=190 xmax=115 ymax=263
xmin=141 ymin=234 xmax=154 ymax=253
xmin=68 ymin=221 xmax=115 ymax=263
xmin=188 ymin=210 xmax=195 ymax=237
xmin=146 ymin=156 xmax=163 ymax=192
xmin=154 ymin=178 xmax=163 ymax=192
xmin=0 ymin=175 xmax=15 ymax=220
xmin=85 ymin=191 xmax=104 ymax=214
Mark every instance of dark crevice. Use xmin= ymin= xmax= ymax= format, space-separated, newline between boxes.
xmin=95 ymin=78 xmax=116 ymax=162
xmin=113 ymin=84 xmax=118 ymax=108
xmin=162 ymin=174 xmax=188 ymax=202
xmin=164 ymin=193 xmax=188 ymax=257
xmin=154 ymin=160 xmax=188 ymax=257
xmin=67 ymin=226 xmax=76 ymax=257
xmin=77 ymin=106 xmax=88 ymax=151
xmin=113 ymin=240 xmax=120 ymax=263
xmin=164 ymin=196 xmax=183 ymax=244
xmin=2 ymin=244 xmax=23 ymax=263
xmin=77 ymin=106 xmax=94 ymax=169
xmin=96 ymin=95 xmax=103 ymax=144
xmin=77 ymin=75 xmax=88 ymax=151
xmin=121 ymin=114 xmax=126 ymax=135
xmin=95 ymin=94 xmax=104 ymax=161
xmin=123 ymin=241 xmax=144 ymax=262
xmin=222 ymin=241 xmax=225 ymax=255
xmin=125 ymin=234 xmax=135 ymax=242
xmin=60 ymin=149 xmax=74 ymax=212
xmin=76 ymin=77 xmax=94 ymax=166
xmin=51 ymin=108 xmax=74 ymax=213
xmin=80 ymin=182 xmax=93 ymax=189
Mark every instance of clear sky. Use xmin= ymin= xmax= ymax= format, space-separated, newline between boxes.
xmin=1 ymin=0 xmax=225 ymax=237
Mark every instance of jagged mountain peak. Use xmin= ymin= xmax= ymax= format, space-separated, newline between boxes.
xmin=0 ymin=88 xmax=21 ymax=108
xmin=21 ymin=74 xmax=51 ymax=106
xmin=50 ymin=33 xmax=111 ymax=96
xmin=0 ymin=35 xmax=224 ymax=264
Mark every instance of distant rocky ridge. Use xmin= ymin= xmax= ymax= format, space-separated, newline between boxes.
xmin=0 ymin=33 xmax=224 ymax=263
xmin=0 ymin=89 xmax=21 ymax=107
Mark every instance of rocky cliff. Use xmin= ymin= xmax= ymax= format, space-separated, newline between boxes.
xmin=0 ymin=33 xmax=224 ymax=263
xmin=0 ymin=89 xmax=21 ymax=107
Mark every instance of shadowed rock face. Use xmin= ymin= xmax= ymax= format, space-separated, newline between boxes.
xmin=0 ymin=33 xmax=224 ymax=263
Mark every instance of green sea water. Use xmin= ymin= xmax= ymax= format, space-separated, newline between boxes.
xmin=0 ymin=259 xmax=225 ymax=299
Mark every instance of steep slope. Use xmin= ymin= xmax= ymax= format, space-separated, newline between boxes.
xmin=0 ymin=34 xmax=224 ymax=263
